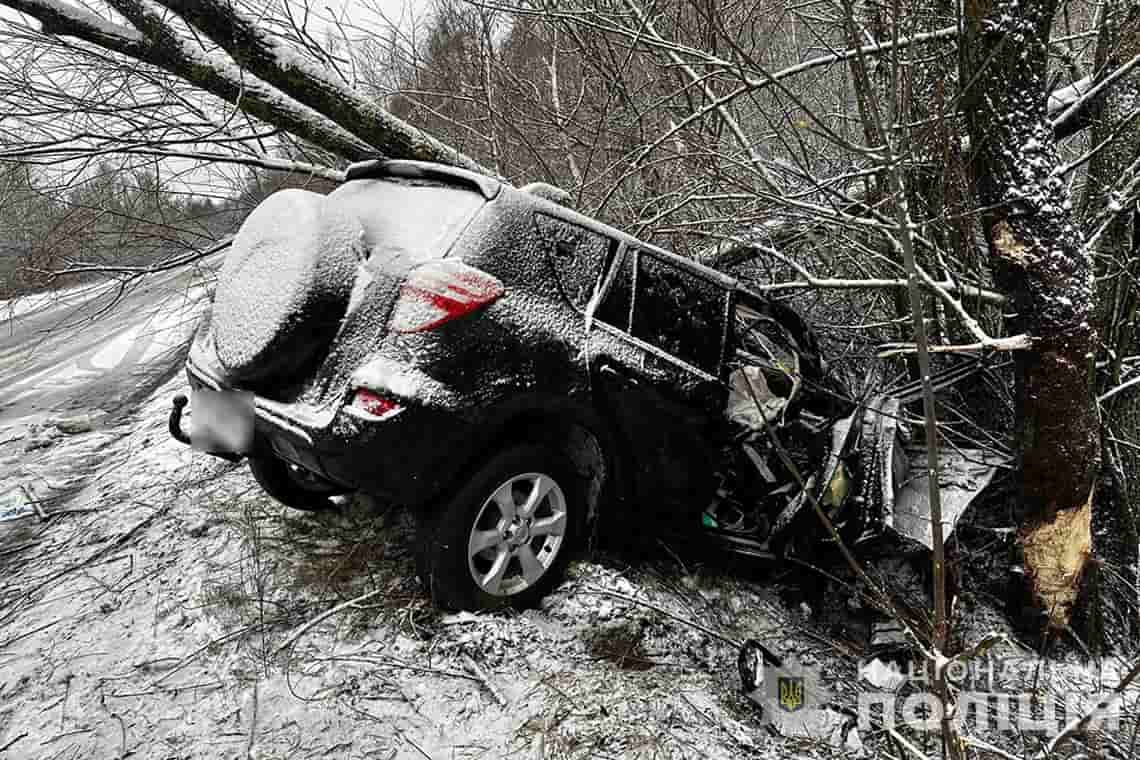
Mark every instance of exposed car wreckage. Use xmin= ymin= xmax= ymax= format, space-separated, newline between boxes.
xmin=169 ymin=158 xmax=1006 ymax=612
xmin=711 ymin=339 xmax=1005 ymax=561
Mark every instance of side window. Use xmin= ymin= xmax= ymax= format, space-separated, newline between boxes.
xmin=534 ymin=214 xmax=610 ymax=312
xmin=594 ymin=246 xmax=635 ymax=330
xmin=631 ymin=251 xmax=727 ymax=373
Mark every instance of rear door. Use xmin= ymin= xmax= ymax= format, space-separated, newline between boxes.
xmin=589 ymin=244 xmax=730 ymax=523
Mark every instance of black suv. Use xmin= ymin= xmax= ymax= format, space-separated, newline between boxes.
xmin=172 ymin=160 xmax=996 ymax=610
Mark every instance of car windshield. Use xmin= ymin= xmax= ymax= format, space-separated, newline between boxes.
xmin=329 ymin=177 xmax=485 ymax=270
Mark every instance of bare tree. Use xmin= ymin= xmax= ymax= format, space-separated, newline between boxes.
xmin=2 ymin=0 xmax=1138 ymax=650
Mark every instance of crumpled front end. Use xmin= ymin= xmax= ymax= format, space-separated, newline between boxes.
xmin=705 ymin=333 xmax=1007 ymax=560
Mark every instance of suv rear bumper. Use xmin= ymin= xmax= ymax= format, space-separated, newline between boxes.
xmin=183 ymin=354 xmax=474 ymax=506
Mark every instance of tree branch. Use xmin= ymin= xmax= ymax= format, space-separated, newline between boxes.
xmin=4 ymin=0 xmax=374 ymax=160
xmin=0 ymin=143 xmax=344 ymax=181
xmin=151 ymin=0 xmax=491 ymax=173
xmin=1052 ymin=53 xmax=1140 ymax=139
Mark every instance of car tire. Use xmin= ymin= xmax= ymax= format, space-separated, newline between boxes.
xmin=248 ymin=455 xmax=347 ymax=512
xmin=416 ymin=444 xmax=584 ymax=611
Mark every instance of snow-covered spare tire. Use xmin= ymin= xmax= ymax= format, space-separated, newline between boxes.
xmin=212 ymin=189 xmax=363 ymax=384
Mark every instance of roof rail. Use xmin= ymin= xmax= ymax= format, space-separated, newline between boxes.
xmin=344 ymin=159 xmax=501 ymax=200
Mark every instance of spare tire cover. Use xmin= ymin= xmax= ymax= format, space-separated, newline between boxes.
xmin=212 ymin=188 xmax=363 ymax=383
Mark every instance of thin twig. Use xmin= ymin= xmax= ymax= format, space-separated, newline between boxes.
xmin=887 ymin=727 xmax=929 ymax=760
xmin=878 ymin=336 xmax=1032 ymax=356
xmin=580 ymin=586 xmax=766 ymax=657
xmin=245 ymin=681 xmax=259 ymax=759
xmin=1039 ymin=658 xmax=1140 ymax=757
xmin=0 ymin=732 xmax=27 ymax=753
xmin=461 ymin=653 xmax=508 ymax=708
xmin=152 ymin=625 xmax=259 ymax=685
xmin=275 ymin=588 xmax=386 ymax=656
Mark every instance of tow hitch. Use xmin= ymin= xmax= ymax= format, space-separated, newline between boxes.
xmin=168 ymin=393 xmax=244 ymax=463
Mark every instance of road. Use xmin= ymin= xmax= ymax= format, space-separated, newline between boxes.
xmin=0 ymin=260 xmax=218 ymax=427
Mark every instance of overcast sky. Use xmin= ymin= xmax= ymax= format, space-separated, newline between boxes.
xmin=0 ymin=0 xmax=447 ymax=198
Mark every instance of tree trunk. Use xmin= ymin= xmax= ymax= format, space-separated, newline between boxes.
xmin=1075 ymin=1 xmax=1140 ymax=649
xmin=961 ymin=0 xmax=1101 ymax=633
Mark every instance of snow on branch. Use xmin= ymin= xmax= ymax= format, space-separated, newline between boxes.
xmin=0 ymin=143 xmax=345 ymax=181
xmin=2 ymin=0 xmax=145 ymax=49
xmin=1052 ymin=53 xmax=1140 ymax=139
xmin=0 ymin=0 xmax=491 ymax=172
xmin=2 ymin=0 xmax=374 ymax=162
xmin=153 ymin=0 xmax=491 ymax=174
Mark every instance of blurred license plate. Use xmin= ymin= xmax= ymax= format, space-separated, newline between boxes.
xmin=191 ymin=388 xmax=254 ymax=454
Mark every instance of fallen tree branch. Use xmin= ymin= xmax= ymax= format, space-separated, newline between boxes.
xmin=877 ymin=335 xmax=1033 ymax=356
xmin=750 ymin=275 xmax=1007 ymax=307
xmin=0 ymin=144 xmax=344 ymax=182
xmin=6 ymin=0 xmax=373 ymax=160
xmin=2 ymin=0 xmax=488 ymax=170
xmin=154 ymin=0 xmax=490 ymax=173
xmin=461 ymin=653 xmax=508 ymax=708
xmin=275 ymin=587 xmax=386 ymax=656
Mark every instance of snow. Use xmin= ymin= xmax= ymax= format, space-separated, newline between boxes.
xmin=176 ymin=43 xmax=372 ymax=154
xmin=211 ymin=188 xmax=361 ymax=377
xmin=352 ymin=356 xmax=425 ymax=399
xmin=1 ymin=252 xmax=1137 ymax=758
xmin=1047 ymin=76 xmax=1094 ymax=114
xmin=22 ymin=0 xmax=145 ymax=43
xmin=0 ymin=280 xmax=112 ymax=322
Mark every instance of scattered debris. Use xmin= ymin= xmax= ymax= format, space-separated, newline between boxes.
xmin=845 ymin=726 xmax=867 ymax=756
xmin=23 ymin=428 xmax=58 ymax=451
xmin=859 ymin=657 xmax=906 ymax=691
xmin=0 ymin=485 xmax=43 ymax=522
xmin=52 ymin=412 xmax=106 ymax=435
xmin=460 ymin=653 xmax=509 ymax=707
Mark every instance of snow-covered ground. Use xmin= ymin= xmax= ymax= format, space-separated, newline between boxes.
xmin=0 ymin=281 xmax=114 ymax=322
xmin=0 ymin=268 xmax=1134 ymax=759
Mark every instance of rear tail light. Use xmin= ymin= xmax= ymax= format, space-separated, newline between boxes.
xmin=351 ymin=388 xmax=403 ymax=419
xmin=390 ymin=260 xmax=504 ymax=333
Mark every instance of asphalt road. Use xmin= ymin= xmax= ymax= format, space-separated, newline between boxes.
xmin=0 ymin=259 xmax=219 ymax=427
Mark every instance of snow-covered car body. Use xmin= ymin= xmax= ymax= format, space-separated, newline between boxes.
xmin=181 ymin=160 xmax=816 ymax=507
xmin=172 ymin=159 xmax=1000 ymax=607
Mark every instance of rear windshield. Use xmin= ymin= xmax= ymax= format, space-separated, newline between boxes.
xmin=328 ymin=177 xmax=485 ymax=269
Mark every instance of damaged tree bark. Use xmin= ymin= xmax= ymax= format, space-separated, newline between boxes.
xmin=961 ymin=0 xmax=1101 ymax=632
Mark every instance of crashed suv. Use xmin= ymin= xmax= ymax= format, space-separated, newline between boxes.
xmin=171 ymin=159 xmax=1002 ymax=610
